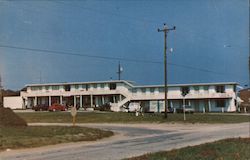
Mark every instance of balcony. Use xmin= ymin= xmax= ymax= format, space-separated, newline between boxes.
xmin=180 ymin=92 xmax=234 ymax=99
xmin=21 ymin=87 xmax=130 ymax=97
xmin=131 ymin=92 xmax=234 ymax=100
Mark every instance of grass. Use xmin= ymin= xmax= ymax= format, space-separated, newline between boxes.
xmin=125 ymin=138 xmax=250 ymax=160
xmin=16 ymin=112 xmax=250 ymax=124
xmin=0 ymin=126 xmax=113 ymax=151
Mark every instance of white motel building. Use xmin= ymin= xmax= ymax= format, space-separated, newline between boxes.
xmin=8 ymin=80 xmax=238 ymax=112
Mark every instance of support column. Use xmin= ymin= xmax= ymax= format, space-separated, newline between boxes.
xmin=22 ymin=98 xmax=26 ymax=109
xmin=49 ymin=96 xmax=51 ymax=106
xmin=119 ymin=95 xmax=122 ymax=102
xmin=208 ymin=99 xmax=211 ymax=112
xmin=113 ymin=95 xmax=116 ymax=103
xmin=102 ymin=96 xmax=105 ymax=105
xmin=90 ymin=95 xmax=93 ymax=108
xmin=171 ymin=101 xmax=175 ymax=113
xmin=74 ymin=96 xmax=76 ymax=107
xmin=60 ymin=96 xmax=63 ymax=105
xmin=96 ymin=97 xmax=99 ymax=106
xmin=34 ymin=97 xmax=37 ymax=106
xmin=170 ymin=101 xmax=173 ymax=108
xmin=80 ymin=95 xmax=82 ymax=108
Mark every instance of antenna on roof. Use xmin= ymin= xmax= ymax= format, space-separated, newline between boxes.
xmin=0 ymin=74 xmax=3 ymax=107
xmin=0 ymin=74 xmax=2 ymax=90
xmin=117 ymin=61 xmax=123 ymax=80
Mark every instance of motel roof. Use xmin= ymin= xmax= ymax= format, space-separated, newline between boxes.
xmin=25 ymin=80 xmax=238 ymax=89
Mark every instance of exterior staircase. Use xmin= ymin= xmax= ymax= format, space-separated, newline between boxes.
xmin=110 ymin=90 xmax=131 ymax=112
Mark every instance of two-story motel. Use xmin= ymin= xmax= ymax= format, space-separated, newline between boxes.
xmin=18 ymin=80 xmax=237 ymax=112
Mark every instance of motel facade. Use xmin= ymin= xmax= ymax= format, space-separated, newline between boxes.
xmin=13 ymin=80 xmax=238 ymax=112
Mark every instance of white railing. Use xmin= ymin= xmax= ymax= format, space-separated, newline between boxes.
xmin=22 ymin=89 xmax=234 ymax=100
xmin=110 ymin=89 xmax=132 ymax=111
xmin=131 ymin=92 xmax=234 ymax=100
xmin=22 ymin=89 xmax=125 ymax=97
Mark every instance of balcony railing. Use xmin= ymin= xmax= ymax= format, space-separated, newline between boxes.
xmin=22 ymin=89 xmax=234 ymax=100
xmin=131 ymin=92 xmax=234 ymax=100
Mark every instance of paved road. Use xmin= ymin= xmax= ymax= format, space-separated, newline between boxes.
xmin=0 ymin=123 xmax=249 ymax=160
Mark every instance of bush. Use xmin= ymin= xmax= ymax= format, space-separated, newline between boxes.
xmin=99 ymin=103 xmax=111 ymax=111
xmin=0 ymin=107 xmax=27 ymax=127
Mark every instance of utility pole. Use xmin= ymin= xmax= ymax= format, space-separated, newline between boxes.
xmin=248 ymin=0 xmax=250 ymax=137
xmin=0 ymin=74 xmax=2 ymax=90
xmin=158 ymin=23 xmax=176 ymax=118
xmin=0 ymin=74 xmax=3 ymax=107
xmin=249 ymin=56 xmax=250 ymax=88
xmin=117 ymin=61 xmax=123 ymax=80
xmin=248 ymin=43 xmax=250 ymax=138
xmin=248 ymin=0 xmax=250 ymax=89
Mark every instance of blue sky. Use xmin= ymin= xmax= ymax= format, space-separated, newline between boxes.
xmin=0 ymin=0 xmax=249 ymax=90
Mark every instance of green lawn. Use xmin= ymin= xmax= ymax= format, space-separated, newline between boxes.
xmin=0 ymin=126 xmax=113 ymax=151
xmin=16 ymin=112 xmax=250 ymax=124
xmin=125 ymin=138 xmax=250 ymax=160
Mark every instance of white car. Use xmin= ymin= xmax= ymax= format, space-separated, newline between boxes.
xmin=128 ymin=102 xmax=141 ymax=112
xmin=176 ymin=105 xmax=194 ymax=113
xmin=183 ymin=105 xmax=194 ymax=113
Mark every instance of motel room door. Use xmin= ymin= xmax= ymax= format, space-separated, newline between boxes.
xmin=193 ymin=100 xmax=200 ymax=112
xmin=204 ymin=99 xmax=209 ymax=112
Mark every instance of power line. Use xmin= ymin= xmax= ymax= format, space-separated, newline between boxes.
xmin=0 ymin=44 xmax=234 ymax=77
xmin=2 ymin=1 xmax=247 ymax=56
xmin=0 ymin=44 xmax=161 ymax=64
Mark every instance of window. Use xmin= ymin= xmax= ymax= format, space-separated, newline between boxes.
xmin=132 ymin=89 xmax=137 ymax=93
xmin=52 ymin=86 xmax=59 ymax=90
xmin=216 ymin=99 xmax=226 ymax=107
xmin=75 ymin=84 xmax=79 ymax=89
xmin=85 ymin=84 xmax=89 ymax=91
xmin=100 ymin=83 xmax=105 ymax=88
xmin=93 ymin=84 xmax=97 ymax=88
xmin=31 ymin=86 xmax=42 ymax=91
xmin=81 ymin=84 xmax=86 ymax=90
xmin=109 ymin=83 xmax=116 ymax=90
xmin=181 ymin=86 xmax=189 ymax=96
xmin=45 ymin=86 xmax=50 ymax=90
xmin=64 ymin=85 xmax=70 ymax=91
xmin=193 ymin=86 xmax=199 ymax=92
xmin=141 ymin=88 xmax=146 ymax=93
xmin=31 ymin=87 xmax=38 ymax=91
xmin=159 ymin=87 xmax=164 ymax=92
xmin=150 ymin=88 xmax=155 ymax=93
xmin=216 ymin=85 xmax=225 ymax=93
xmin=203 ymin=86 xmax=209 ymax=91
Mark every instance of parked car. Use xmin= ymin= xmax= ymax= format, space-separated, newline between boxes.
xmin=176 ymin=105 xmax=194 ymax=113
xmin=95 ymin=103 xmax=111 ymax=111
xmin=48 ymin=104 xmax=67 ymax=112
xmin=32 ymin=104 xmax=49 ymax=111
xmin=184 ymin=105 xmax=195 ymax=113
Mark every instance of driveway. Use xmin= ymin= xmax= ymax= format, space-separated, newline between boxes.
xmin=0 ymin=122 xmax=249 ymax=160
